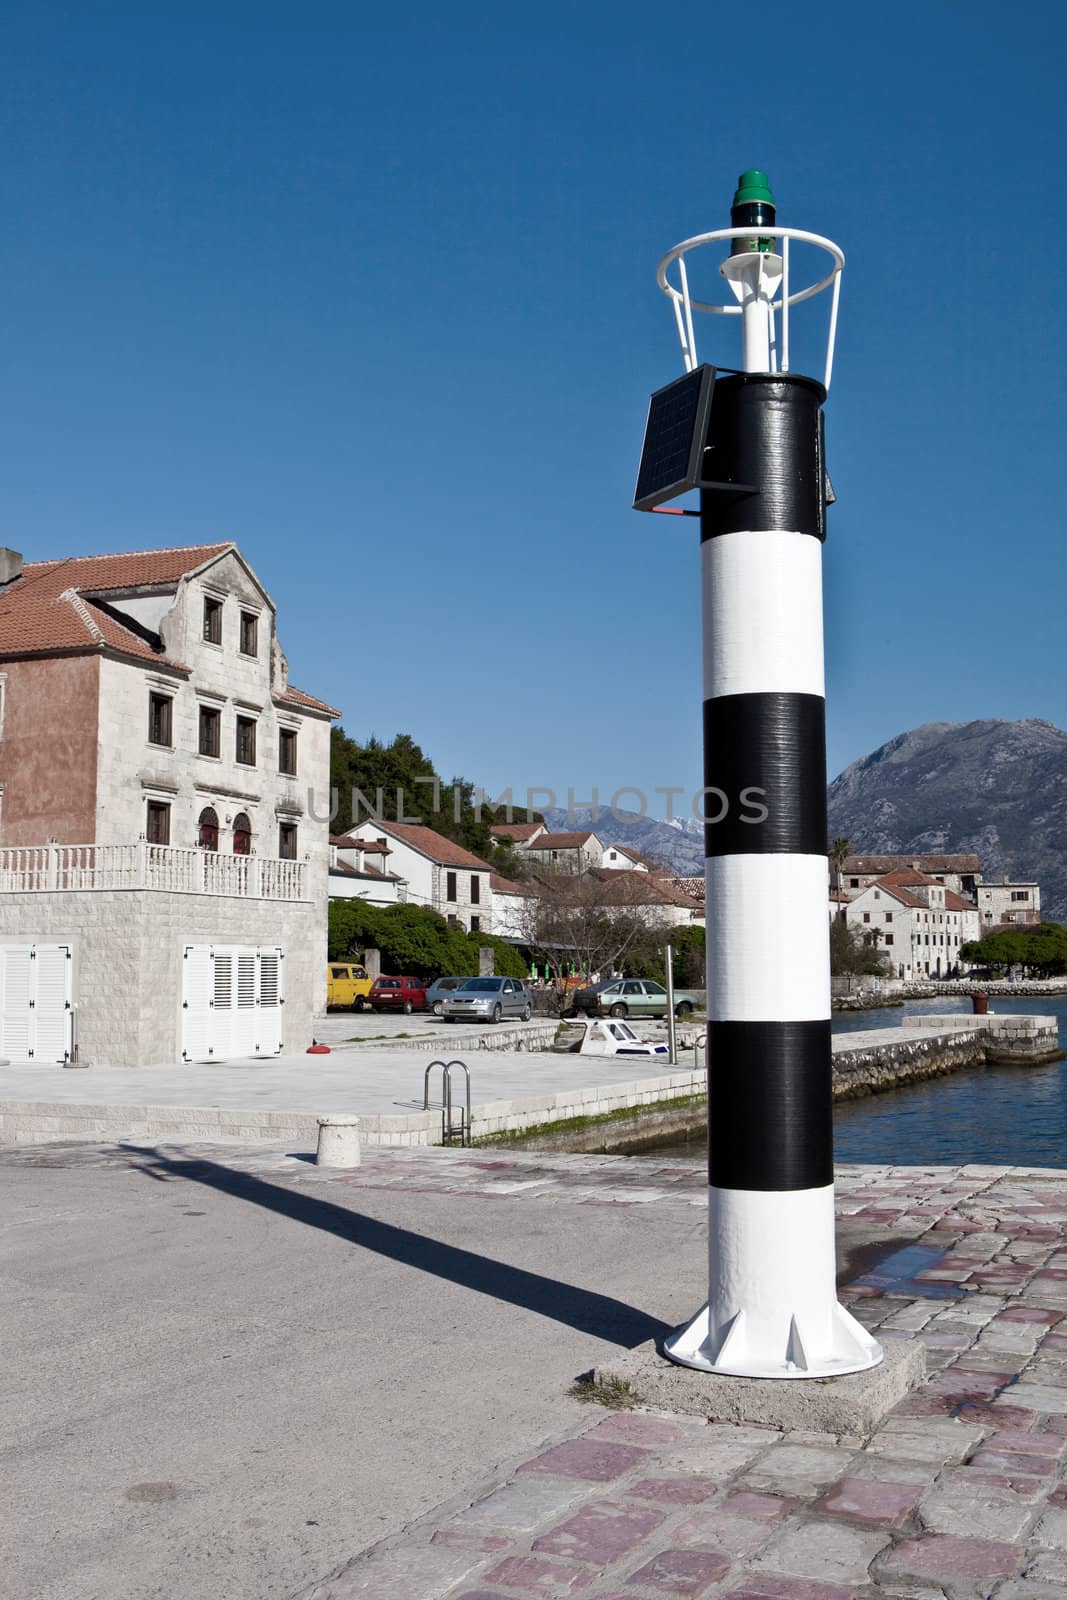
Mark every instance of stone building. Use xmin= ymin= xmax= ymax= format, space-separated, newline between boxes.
xmin=976 ymin=877 xmax=1041 ymax=930
xmin=837 ymin=853 xmax=983 ymax=902
xmin=0 ymin=543 xmax=337 ymax=1065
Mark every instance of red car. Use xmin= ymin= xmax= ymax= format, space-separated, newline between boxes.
xmin=369 ymin=975 xmax=428 ymax=1014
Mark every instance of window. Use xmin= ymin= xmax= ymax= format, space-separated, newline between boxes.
xmin=203 ymin=597 xmax=223 ymax=645
xmin=198 ymin=705 xmax=221 ymax=758
xmin=239 ymin=611 xmax=258 ymax=656
xmin=470 ymin=916 xmax=480 ymax=933
xmin=198 ymin=807 xmax=219 ymax=850
xmin=884 ymin=912 xmax=893 ymax=923
xmin=862 ymin=912 xmax=870 ymax=923
xmin=884 ymin=934 xmax=894 ymax=946
xmin=148 ymin=693 xmax=172 ymax=747
xmin=279 ymin=728 xmax=298 ymax=776
xmin=278 ymin=821 xmax=298 ymax=859
xmin=233 ymin=813 xmax=252 ymax=855
xmin=446 ymin=871 xmax=457 ymax=901
xmin=1011 ymin=890 xmax=1030 ymax=902
xmin=146 ymin=800 xmax=170 ymax=844
xmin=235 ymin=716 xmax=257 ymax=766
xmin=849 ymin=877 xmax=859 ymax=888
xmin=470 ymin=874 xmax=480 ymax=905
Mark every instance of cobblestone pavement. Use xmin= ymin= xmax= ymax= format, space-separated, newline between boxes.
xmin=268 ymin=1151 xmax=1067 ymax=1600
xmin=6 ymin=1141 xmax=1067 ymax=1598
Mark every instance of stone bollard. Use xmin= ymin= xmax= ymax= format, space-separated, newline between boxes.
xmin=316 ymin=1116 xmax=361 ymax=1167
xmin=971 ymin=991 xmax=989 ymax=1016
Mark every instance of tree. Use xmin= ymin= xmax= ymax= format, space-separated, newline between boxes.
xmin=327 ymin=896 xmax=527 ymax=980
xmin=830 ymin=917 xmax=889 ymax=977
xmin=515 ymin=864 xmax=670 ymax=1003
xmin=829 ymin=837 xmax=851 ymax=896
xmin=329 ymin=726 xmax=540 ymax=858
xmin=963 ymin=922 xmax=1067 ymax=977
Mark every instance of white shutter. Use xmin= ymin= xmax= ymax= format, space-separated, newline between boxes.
xmin=212 ymin=952 xmax=234 ymax=1060
xmin=0 ymin=946 xmax=33 ymax=1061
xmin=255 ymin=947 xmax=284 ymax=1056
xmin=231 ymin=950 xmax=257 ymax=1058
xmin=33 ymin=945 xmax=72 ymax=1063
xmin=181 ymin=946 xmax=215 ymax=1062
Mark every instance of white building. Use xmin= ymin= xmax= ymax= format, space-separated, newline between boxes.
xmin=842 ymin=869 xmax=980 ymax=980
xmin=489 ymin=872 xmax=538 ymax=941
xmin=600 ymin=845 xmax=652 ymax=872
xmin=977 ymin=878 xmax=1041 ymax=930
xmin=0 ymin=542 xmax=338 ymax=1065
xmin=328 ymin=836 xmax=405 ymax=906
xmin=346 ymin=820 xmax=493 ymax=934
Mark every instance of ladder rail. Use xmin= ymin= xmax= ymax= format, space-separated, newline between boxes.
xmin=423 ymin=1057 xmax=472 ymax=1146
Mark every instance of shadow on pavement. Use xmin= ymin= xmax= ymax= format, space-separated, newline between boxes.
xmin=119 ymin=1144 xmax=670 ymax=1350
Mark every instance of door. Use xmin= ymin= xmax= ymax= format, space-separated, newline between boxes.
xmin=182 ymin=945 xmax=285 ymax=1062
xmin=640 ymin=981 xmax=668 ymax=1017
xmin=0 ymin=943 xmax=73 ymax=1062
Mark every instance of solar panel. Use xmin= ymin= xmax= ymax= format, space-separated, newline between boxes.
xmin=633 ymin=364 xmax=716 ymax=512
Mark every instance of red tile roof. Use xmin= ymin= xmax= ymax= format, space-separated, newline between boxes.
xmin=0 ymin=543 xmax=232 ymax=662
xmin=350 ymin=820 xmax=492 ymax=870
xmin=490 ymin=822 xmax=543 ymax=842
xmin=875 ymin=869 xmax=941 ymax=889
xmin=944 ymin=890 xmax=977 ymax=912
xmin=275 ymin=685 xmax=341 ymax=717
xmin=670 ymin=876 xmax=706 ymax=901
xmin=0 ymin=542 xmax=340 ymax=716
xmin=490 ymin=872 xmax=531 ymax=896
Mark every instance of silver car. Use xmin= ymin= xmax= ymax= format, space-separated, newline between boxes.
xmin=441 ymin=976 xmax=533 ymax=1024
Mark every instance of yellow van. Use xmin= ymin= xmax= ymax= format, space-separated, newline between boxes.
xmin=327 ymin=963 xmax=373 ymax=1010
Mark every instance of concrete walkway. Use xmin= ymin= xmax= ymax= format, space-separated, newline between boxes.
xmin=4 ymin=1140 xmax=1066 ymax=1600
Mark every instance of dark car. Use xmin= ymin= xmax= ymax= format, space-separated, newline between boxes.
xmin=571 ymin=978 xmax=700 ymax=1020
xmin=369 ymin=975 xmax=429 ymax=1014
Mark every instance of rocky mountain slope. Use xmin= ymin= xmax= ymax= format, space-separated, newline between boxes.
xmin=544 ymin=719 xmax=1067 ymax=922
xmin=827 ymin=719 xmax=1067 ymax=923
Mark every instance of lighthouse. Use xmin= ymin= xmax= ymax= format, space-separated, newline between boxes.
xmin=635 ymin=173 xmax=883 ymax=1379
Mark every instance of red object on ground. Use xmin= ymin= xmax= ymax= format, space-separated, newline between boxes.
xmin=306 ymin=1043 xmax=331 ymax=1054
xmin=972 ymin=991 xmax=989 ymax=1015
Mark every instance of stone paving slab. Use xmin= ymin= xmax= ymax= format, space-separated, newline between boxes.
xmin=266 ymin=1153 xmax=1067 ymax=1600
xmin=6 ymin=1138 xmax=1066 ymax=1598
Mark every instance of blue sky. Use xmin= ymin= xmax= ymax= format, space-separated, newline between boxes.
xmin=3 ymin=1 xmax=1064 ymax=815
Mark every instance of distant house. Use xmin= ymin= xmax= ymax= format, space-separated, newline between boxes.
xmin=489 ymin=821 xmax=546 ymax=849
xmin=594 ymin=869 xmax=705 ymax=930
xmin=976 ymin=877 xmax=1041 ymax=931
xmin=601 ymin=844 xmax=654 ymax=873
xmin=345 ymin=819 xmax=492 ymax=934
xmin=838 ymin=854 xmax=982 ymax=902
xmin=525 ymin=830 xmax=605 ymax=871
xmin=489 ymin=872 xmax=538 ymax=942
xmin=328 ymin=835 xmax=405 ymax=907
xmin=842 ymin=869 xmax=980 ymax=980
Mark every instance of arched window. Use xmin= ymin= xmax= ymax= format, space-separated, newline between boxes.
xmin=198 ymin=807 xmax=219 ymax=851
xmin=233 ymin=812 xmax=252 ymax=855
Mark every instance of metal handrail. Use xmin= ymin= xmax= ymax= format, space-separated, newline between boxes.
xmin=423 ymin=1058 xmax=472 ymax=1146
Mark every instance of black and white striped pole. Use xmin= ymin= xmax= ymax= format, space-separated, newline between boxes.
xmin=635 ymin=172 xmax=882 ymax=1378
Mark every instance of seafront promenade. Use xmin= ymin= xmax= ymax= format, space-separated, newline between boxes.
xmin=4 ymin=1137 xmax=1065 ymax=1599
xmin=0 ymin=1013 xmax=1059 ymax=1148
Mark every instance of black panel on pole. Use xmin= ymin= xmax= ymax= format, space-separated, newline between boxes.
xmin=633 ymin=365 xmax=716 ymax=511
xmin=702 ymin=692 xmax=828 ymax=857
xmin=708 ymin=1019 xmax=833 ymax=1191
xmin=700 ymin=374 xmax=827 ymax=539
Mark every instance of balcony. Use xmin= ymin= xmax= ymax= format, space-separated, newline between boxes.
xmin=0 ymin=842 xmax=308 ymax=901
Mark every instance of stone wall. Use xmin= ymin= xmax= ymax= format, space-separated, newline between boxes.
xmin=0 ymin=889 xmax=321 ymax=1065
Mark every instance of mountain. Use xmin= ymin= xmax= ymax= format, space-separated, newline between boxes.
xmin=827 ymin=719 xmax=1067 ymax=924
xmin=544 ymin=719 xmax=1067 ymax=921
xmin=540 ymin=806 xmax=706 ymax=876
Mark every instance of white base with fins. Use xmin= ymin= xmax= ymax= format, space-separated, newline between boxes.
xmin=664 ymin=1184 xmax=884 ymax=1380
